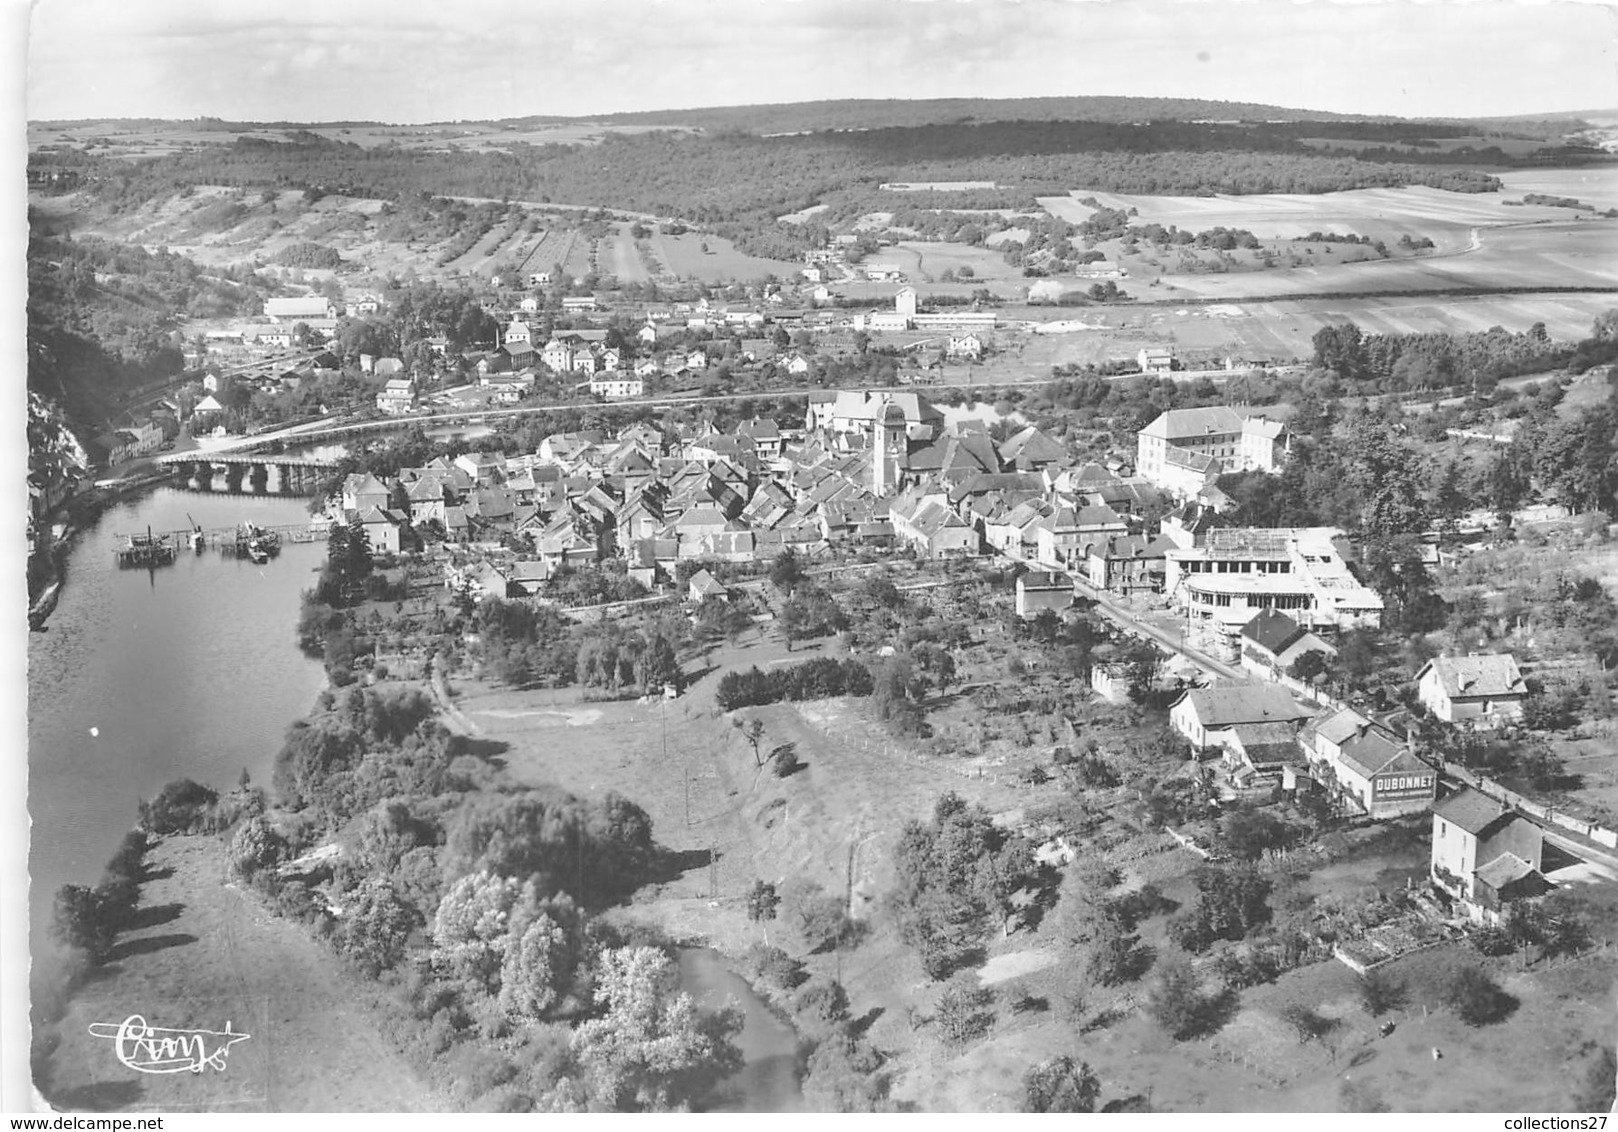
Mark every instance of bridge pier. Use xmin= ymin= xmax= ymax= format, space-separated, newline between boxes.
xmin=248 ymin=462 xmax=269 ymax=494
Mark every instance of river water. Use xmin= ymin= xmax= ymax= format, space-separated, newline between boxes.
xmin=677 ymin=948 xmax=804 ymax=1111
xmin=25 ymin=487 xmax=327 ymax=947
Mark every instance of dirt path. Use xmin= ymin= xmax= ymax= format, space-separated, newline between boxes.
xmin=38 ymin=837 xmax=445 ymax=1113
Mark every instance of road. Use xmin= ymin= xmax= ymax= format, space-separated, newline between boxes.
xmin=1071 ymin=572 xmax=1247 ymax=682
xmin=160 ymin=371 xmax=1073 ymax=453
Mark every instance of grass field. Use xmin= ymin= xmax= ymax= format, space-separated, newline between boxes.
xmin=860 ymin=241 xmax=1026 ymax=287
xmin=651 ymin=232 xmax=803 ymax=283
xmin=34 ymin=836 xmax=445 ymax=1112
xmin=1005 ymin=290 xmax=1616 ymax=367
xmin=605 ymin=223 xmax=652 ymax=283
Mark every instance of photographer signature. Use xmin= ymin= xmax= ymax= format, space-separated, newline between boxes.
xmin=88 ymin=1015 xmax=250 ymax=1074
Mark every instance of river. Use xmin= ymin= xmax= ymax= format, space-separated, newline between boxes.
xmin=25 ymin=487 xmax=327 ymax=948
xmin=678 ymin=948 xmax=805 ymax=1111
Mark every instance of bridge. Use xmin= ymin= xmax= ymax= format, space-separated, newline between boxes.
xmin=155 ymin=452 xmax=344 ymax=496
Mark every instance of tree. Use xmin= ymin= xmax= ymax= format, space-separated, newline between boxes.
xmin=733 ymin=717 xmax=766 ymax=768
xmin=745 ymin=880 xmax=779 ymax=942
xmin=769 ymin=546 xmax=806 ymax=594
xmin=933 ymin=974 xmax=995 ymax=1045
xmin=1021 ymin=1056 xmax=1101 ymax=1113
xmin=570 ymin=946 xmax=744 ymax=1111
xmin=1312 ymin=321 xmax=1363 ymax=380
xmin=1142 ymin=957 xmax=1214 ymax=1039
xmin=336 ymin=878 xmax=417 ymax=977
xmin=50 ymin=884 xmax=116 ymax=962
xmin=227 ymin=815 xmax=286 ymax=879
xmin=1358 ymin=967 xmax=1406 ymax=1016
xmin=1443 ymin=965 xmax=1515 ymax=1026
xmin=497 ymin=906 xmax=579 ymax=1021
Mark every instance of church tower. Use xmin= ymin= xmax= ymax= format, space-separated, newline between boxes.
xmin=872 ymin=397 xmax=908 ymax=496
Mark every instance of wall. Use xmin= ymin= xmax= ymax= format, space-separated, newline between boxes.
xmin=1445 ymin=763 xmax=1618 ymax=851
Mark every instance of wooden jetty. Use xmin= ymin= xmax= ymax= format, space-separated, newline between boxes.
xmin=115 ymin=519 xmax=332 ymax=563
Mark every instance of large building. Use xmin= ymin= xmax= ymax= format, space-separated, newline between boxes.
xmin=1136 ymin=406 xmax=1289 ymax=500
xmin=1165 ymin=527 xmax=1383 ymax=657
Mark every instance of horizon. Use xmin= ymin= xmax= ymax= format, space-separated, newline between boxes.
xmin=23 ymin=92 xmax=1618 ymax=131
xmin=24 ymin=0 xmax=1618 ymax=125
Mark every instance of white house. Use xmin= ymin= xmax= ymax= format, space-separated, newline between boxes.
xmin=590 ymin=376 xmax=644 ymax=400
xmin=947 ymin=334 xmax=984 ymax=360
xmin=1416 ymin=654 xmax=1528 ymax=729
xmin=375 ymin=378 xmax=417 ymax=415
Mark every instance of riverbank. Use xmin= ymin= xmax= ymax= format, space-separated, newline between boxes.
xmin=32 ymin=833 xmax=448 ymax=1113
xmin=26 ymin=470 xmax=171 ymax=629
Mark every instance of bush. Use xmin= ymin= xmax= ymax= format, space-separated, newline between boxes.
xmin=138 ymin=778 xmax=220 ymax=834
xmin=1443 ymin=965 xmax=1516 ymax=1026
xmin=743 ymin=944 xmax=806 ymax=995
xmin=715 ymin=658 xmax=873 ymax=711
xmin=1358 ymin=967 xmax=1406 ymax=1016
xmin=1021 ymin=1055 xmax=1101 ymax=1113
xmin=794 ymin=978 xmax=851 ymax=1037
xmin=1143 ymin=958 xmax=1220 ymax=1040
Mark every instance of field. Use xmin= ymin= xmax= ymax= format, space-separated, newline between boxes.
xmin=1002 ymin=289 xmax=1617 ymax=368
xmin=650 ymin=232 xmax=803 ymax=283
xmin=859 ymin=241 xmax=1029 ymax=287
xmin=1051 ymin=184 xmax=1600 ymax=245
xmin=33 ymin=836 xmax=445 ymax=1112
xmin=27 ymin=120 xmax=689 ymax=160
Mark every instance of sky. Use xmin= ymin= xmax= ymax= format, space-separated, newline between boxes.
xmin=18 ymin=0 xmax=1618 ymax=124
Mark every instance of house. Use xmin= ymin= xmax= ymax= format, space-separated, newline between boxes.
xmin=1085 ymin=533 xmax=1173 ymax=596
xmin=686 ymin=348 xmax=709 ymax=371
xmin=590 ymin=376 xmax=645 ymax=400
xmin=1138 ymin=345 xmax=1175 ymax=374
xmin=375 ymin=378 xmax=417 ymax=415
xmin=947 ymin=333 xmax=984 ymax=360
xmin=1301 ymin=707 xmax=1437 ymax=819
xmin=1168 ymin=684 xmax=1312 ymax=752
xmin=528 ymin=271 xmax=553 ymax=286
xmin=357 ymin=506 xmax=403 ymax=555
xmin=634 ymin=357 xmax=661 ymax=379
xmin=687 ymin=568 xmax=730 ymax=604
xmin=784 ymin=353 xmax=811 ymax=376
xmin=541 ymin=339 xmax=575 ymax=372
xmin=1430 ymin=787 xmax=1554 ymax=922
xmin=889 ymin=492 xmax=980 ymax=558
xmin=561 ymin=296 xmax=599 ymax=312
xmin=734 ymin=418 xmax=784 ymax=459
xmin=1015 ymin=571 xmax=1073 ymax=619
xmin=1416 ymin=654 xmax=1528 ymax=730
xmin=1238 ymin=608 xmax=1338 ymax=681
xmin=1137 ymin=406 xmax=1290 ymax=499
xmin=637 ymin=323 xmax=660 ymax=346
xmin=503 ymin=319 xmax=533 ymax=348
xmin=341 ymin=472 xmax=392 ymax=517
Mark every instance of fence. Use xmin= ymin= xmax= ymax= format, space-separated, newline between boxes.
xmin=1444 ymin=763 xmax=1618 ymax=850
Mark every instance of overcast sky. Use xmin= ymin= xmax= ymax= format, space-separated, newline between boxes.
xmin=19 ymin=0 xmax=1618 ymax=124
